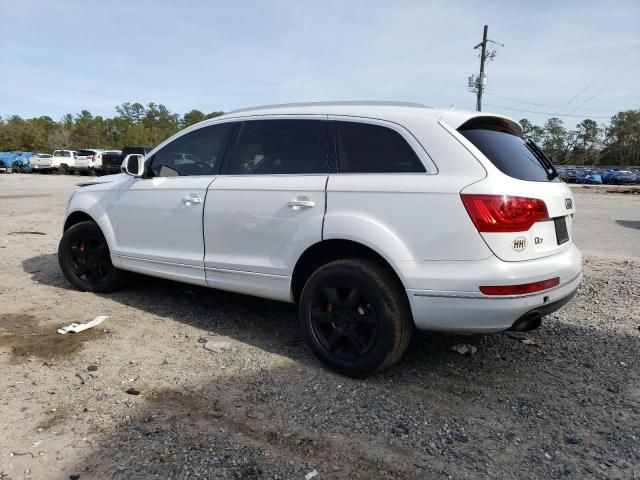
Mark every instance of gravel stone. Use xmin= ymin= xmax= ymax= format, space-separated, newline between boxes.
xmin=0 ymin=178 xmax=638 ymax=479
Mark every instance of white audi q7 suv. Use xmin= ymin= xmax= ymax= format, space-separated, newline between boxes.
xmin=58 ymin=102 xmax=582 ymax=377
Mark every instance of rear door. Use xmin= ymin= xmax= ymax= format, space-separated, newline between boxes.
xmin=456 ymin=118 xmax=575 ymax=261
xmin=203 ymin=117 xmax=328 ymax=301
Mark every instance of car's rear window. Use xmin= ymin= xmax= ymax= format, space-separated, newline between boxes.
xmin=459 ymin=122 xmax=558 ymax=182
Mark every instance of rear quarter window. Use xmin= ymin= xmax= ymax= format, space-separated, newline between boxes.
xmin=335 ymin=121 xmax=425 ymax=173
xmin=459 ymin=124 xmax=558 ymax=182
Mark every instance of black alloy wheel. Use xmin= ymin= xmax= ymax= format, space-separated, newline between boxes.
xmin=299 ymin=259 xmax=412 ymax=377
xmin=309 ymin=283 xmax=379 ymax=361
xmin=58 ymin=221 xmax=126 ymax=292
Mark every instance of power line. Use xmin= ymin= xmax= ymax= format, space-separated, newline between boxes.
xmin=483 ymin=91 xmax=623 ymax=111
xmin=483 ymin=103 xmax=614 ymax=119
xmin=565 ymin=60 xmax=640 ymax=115
xmin=553 ymin=40 xmax=640 ymax=116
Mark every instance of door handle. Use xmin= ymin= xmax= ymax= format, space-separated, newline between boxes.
xmin=182 ymin=195 xmax=202 ymax=205
xmin=287 ymin=199 xmax=315 ymax=210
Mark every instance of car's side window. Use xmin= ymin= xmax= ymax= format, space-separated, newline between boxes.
xmin=149 ymin=123 xmax=234 ymax=177
xmin=227 ymin=119 xmax=326 ymax=175
xmin=335 ymin=121 xmax=426 ymax=173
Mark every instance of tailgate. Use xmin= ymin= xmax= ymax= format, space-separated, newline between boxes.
xmin=30 ymin=159 xmax=52 ymax=166
xmin=455 ymin=115 xmax=575 ymax=262
xmin=462 ymin=180 xmax=575 ymax=261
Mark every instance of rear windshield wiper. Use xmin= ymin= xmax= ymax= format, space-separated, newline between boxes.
xmin=525 ymin=139 xmax=558 ymax=180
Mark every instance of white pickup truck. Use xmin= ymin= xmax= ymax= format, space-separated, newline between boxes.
xmin=29 ymin=153 xmax=54 ymax=172
xmin=50 ymin=149 xmax=102 ymax=174
xmin=51 ymin=150 xmax=79 ymax=174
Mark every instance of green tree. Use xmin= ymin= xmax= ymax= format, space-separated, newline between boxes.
xmin=519 ymin=118 xmax=545 ymax=144
xmin=570 ymin=119 xmax=601 ymax=165
xmin=601 ymin=110 xmax=640 ymax=166
xmin=182 ymin=109 xmax=206 ymax=128
xmin=542 ymin=117 xmax=570 ymax=164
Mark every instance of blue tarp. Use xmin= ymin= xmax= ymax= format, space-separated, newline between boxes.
xmin=0 ymin=151 xmax=33 ymax=172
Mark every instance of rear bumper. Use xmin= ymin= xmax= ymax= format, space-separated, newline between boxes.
xmin=405 ymin=244 xmax=582 ymax=333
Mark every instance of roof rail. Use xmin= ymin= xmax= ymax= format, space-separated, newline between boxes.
xmin=227 ymin=101 xmax=431 ymax=114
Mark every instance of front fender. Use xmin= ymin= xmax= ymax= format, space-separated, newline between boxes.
xmin=65 ymin=189 xmax=119 ymax=261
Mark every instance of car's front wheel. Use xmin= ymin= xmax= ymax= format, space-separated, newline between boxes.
xmin=299 ymin=259 xmax=412 ymax=377
xmin=58 ymin=221 xmax=126 ymax=292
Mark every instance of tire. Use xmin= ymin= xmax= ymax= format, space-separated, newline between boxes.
xmin=299 ymin=259 xmax=412 ymax=377
xmin=58 ymin=221 xmax=126 ymax=292
xmin=59 ymin=164 xmax=69 ymax=175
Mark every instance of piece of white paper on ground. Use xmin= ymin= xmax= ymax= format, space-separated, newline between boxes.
xmin=57 ymin=315 xmax=109 ymax=335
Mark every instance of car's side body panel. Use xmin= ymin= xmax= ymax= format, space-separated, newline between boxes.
xmin=324 ymin=115 xmax=491 ymax=269
xmin=203 ymin=174 xmax=327 ymax=301
xmin=113 ymin=175 xmax=216 ymax=285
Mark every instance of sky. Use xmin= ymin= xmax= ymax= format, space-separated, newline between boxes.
xmin=1 ymin=0 xmax=639 ymax=126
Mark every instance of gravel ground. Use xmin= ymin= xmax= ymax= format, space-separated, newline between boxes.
xmin=0 ymin=174 xmax=638 ymax=479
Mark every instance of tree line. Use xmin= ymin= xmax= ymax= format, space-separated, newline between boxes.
xmin=0 ymin=103 xmax=638 ymax=166
xmin=519 ymin=110 xmax=639 ymax=166
xmin=0 ymin=103 xmax=223 ymax=154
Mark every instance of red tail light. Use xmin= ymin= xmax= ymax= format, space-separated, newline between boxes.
xmin=480 ymin=277 xmax=560 ymax=295
xmin=460 ymin=194 xmax=548 ymax=232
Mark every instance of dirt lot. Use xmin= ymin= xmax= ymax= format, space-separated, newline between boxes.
xmin=0 ymin=174 xmax=639 ymax=480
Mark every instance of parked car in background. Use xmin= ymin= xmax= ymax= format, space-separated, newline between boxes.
xmin=608 ymin=170 xmax=636 ymax=185
xmin=100 ymin=146 xmax=153 ymax=175
xmin=92 ymin=150 xmax=122 ymax=176
xmin=58 ymin=102 xmax=582 ymax=376
xmin=574 ymin=170 xmax=589 ymax=184
xmin=29 ymin=153 xmax=55 ymax=172
xmin=560 ymin=169 xmax=578 ymax=183
xmin=51 ymin=150 xmax=79 ymax=174
xmin=582 ymin=173 xmax=603 ymax=184
xmin=74 ymin=149 xmax=103 ymax=175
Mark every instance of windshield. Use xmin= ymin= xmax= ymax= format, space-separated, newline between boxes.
xmin=459 ymin=126 xmax=559 ymax=182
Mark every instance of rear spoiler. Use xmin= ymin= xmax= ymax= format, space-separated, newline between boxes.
xmin=438 ymin=111 xmax=523 ymax=137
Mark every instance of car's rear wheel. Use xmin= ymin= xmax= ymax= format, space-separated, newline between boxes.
xmin=58 ymin=221 xmax=126 ymax=292
xmin=59 ymin=164 xmax=69 ymax=175
xmin=299 ymin=259 xmax=412 ymax=377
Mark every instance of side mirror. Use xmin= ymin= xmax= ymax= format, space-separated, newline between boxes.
xmin=121 ymin=154 xmax=145 ymax=177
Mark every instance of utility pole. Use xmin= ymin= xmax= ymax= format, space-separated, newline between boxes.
xmin=468 ymin=25 xmax=502 ymax=111
xmin=475 ymin=25 xmax=488 ymax=111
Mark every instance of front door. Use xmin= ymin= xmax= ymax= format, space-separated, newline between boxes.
xmin=203 ymin=117 xmax=328 ymax=301
xmin=114 ymin=122 xmax=234 ymax=285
